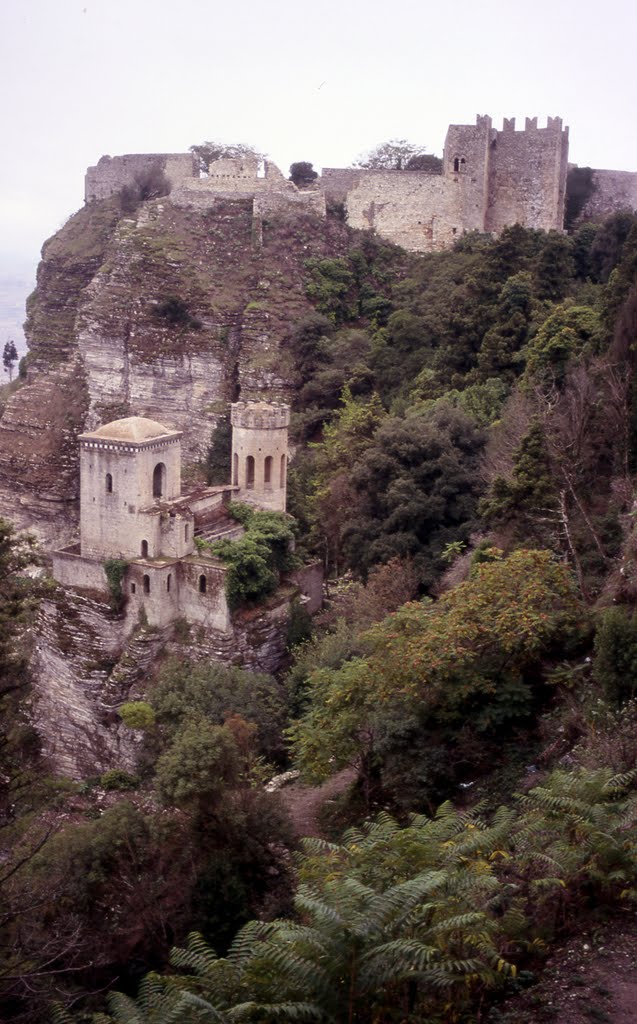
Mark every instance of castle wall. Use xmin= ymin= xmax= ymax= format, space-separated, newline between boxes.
xmin=579 ymin=168 xmax=637 ymax=221
xmin=85 ymin=153 xmax=197 ymax=202
xmin=53 ymin=546 xmax=110 ymax=592
xmin=177 ymin=559 xmax=231 ymax=632
xmin=344 ymin=171 xmax=464 ymax=252
xmin=485 ymin=117 xmax=569 ymax=234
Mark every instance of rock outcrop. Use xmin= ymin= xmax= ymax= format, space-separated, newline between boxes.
xmin=0 ymin=193 xmax=350 ymax=546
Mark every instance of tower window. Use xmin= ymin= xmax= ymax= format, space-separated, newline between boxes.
xmin=143 ymin=574 xmax=150 ymax=595
xmin=280 ymin=454 xmax=286 ymax=488
xmin=264 ymin=455 xmax=273 ymax=487
xmin=105 ymin=473 xmax=113 ymax=493
xmin=246 ymin=455 xmax=255 ymax=489
xmin=454 ymin=157 xmax=459 ymax=172
xmin=130 ymin=582 xmax=136 ymax=594
xmin=141 ymin=539 xmax=149 ymax=558
xmin=198 ymin=574 xmax=207 ymax=594
xmin=233 ymin=452 xmax=239 ymax=486
xmin=184 ymin=523 xmax=189 ymax=542
xmin=153 ymin=462 xmax=166 ymax=499
xmin=167 ymin=573 xmax=172 ymax=593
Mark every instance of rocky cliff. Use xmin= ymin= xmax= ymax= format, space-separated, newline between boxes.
xmin=0 ymin=191 xmax=351 ymax=546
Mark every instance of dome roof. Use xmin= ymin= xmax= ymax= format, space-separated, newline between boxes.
xmin=89 ymin=416 xmax=176 ymax=443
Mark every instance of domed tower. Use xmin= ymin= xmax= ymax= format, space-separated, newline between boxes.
xmin=230 ymin=401 xmax=290 ymax=512
xmin=78 ymin=416 xmax=187 ymax=560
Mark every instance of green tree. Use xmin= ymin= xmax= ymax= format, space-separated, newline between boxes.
xmin=2 ymin=341 xmax=17 ymax=382
xmin=354 ymin=139 xmax=442 ymax=172
xmin=289 ymin=161 xmax=318 ymax=187
xmin=155 ymin=721 xmax=240 ymax=811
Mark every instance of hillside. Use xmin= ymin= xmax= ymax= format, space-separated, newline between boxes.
xmin=3 ymin=174 xmax=637 ymax=1023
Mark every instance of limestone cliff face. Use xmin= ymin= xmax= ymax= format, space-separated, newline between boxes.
xmin=34 ymin=582 xmax=297 ymax=778
xmin=0 ymin=193 xmax=350 ymax=545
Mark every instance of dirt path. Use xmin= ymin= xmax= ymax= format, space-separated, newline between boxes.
xmin=279 ymin=767 xmax=357 ymax=840
xmin=492 ymin=914 xmax=637 ymax=1024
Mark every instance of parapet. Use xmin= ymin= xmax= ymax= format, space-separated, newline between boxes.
xmin=231 ymin=401 xmax=290 ymax=430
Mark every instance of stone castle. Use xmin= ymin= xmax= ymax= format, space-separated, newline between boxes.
xmin=85 ymin=115 xmax=637 ymax=253
xmin=52 ymin=401 xmax=320 ymax=635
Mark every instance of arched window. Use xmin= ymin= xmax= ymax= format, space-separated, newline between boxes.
xmin=105 ymin=473 xmax=113 ymax=493
xmin=166 ymin=573 xmax=172 ymax=593
xmin=198 ymin=574 xmax=207 ymax=594
xmin=280 ymin=454 xmax=286 ymax=488
xmin=246 ymin=455 xmax=255 ymax=489
xmin=141 ymin=539 xmax=149 ymax=558
xmin=233 ymin=452 xmax=239 ymax=486
xmin=153 ymin=462 xmax=166 ymax=499
xmin=453 ymin=157 xmax=459 ymax=172
xmin=460 ymin=157 xmax=466 ymax=168
xmin=143 ymin=574 xmax=150 ymax=595
xmin=264 ymin=455 xmax=273 ymax=487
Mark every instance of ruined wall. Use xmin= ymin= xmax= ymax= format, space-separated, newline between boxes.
xmin=344 ymin=171 xmax=463 ymax=252
xmin=85 ymin=153 xmax=197 ymax=202
xmin=485 ymin=117 xmax=569 ymax=234
xmin=579 ymin=168 xmax=637 ymax=221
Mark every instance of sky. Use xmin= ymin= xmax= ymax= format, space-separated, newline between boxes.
xmin=1 ymin=0 xmax=637 ymax=357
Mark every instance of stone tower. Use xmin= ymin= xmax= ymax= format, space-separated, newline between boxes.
xmin=231 ymin=401 xmax=290 ymax=512
xmin=78 ymin=416 xmax=189 ymax=561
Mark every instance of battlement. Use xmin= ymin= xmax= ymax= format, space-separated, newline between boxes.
xmin=231 ymin=401 xmax=290 ymax=430
xmin=497 ymin=115 xmax=565 ymax=134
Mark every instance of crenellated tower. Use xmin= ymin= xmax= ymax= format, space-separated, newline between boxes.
xmin=231 ymin=401 xmax=290 ymax=512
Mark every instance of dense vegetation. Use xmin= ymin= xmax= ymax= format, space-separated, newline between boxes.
xmin=5 ymin=207 xmax=637 ymax=1022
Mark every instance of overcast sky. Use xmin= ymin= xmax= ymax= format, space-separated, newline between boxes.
xmin=1 ymin=0 xmax=636 ymax=353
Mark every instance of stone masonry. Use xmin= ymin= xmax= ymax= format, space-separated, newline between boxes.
xmin=83 ymin=116 xmax=637 ymax=253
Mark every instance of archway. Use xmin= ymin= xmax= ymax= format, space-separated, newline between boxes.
xmin=199 ymin=574 xmax=207 ymax=594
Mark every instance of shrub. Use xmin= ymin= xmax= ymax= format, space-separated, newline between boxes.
xmin=100 ymin=768 xmax=139 ymax=790
xmin=593 ymin=606 xmax=637 ymax=704
xmin=103 ymin=558 xmax=128 ymax=612
xmin=119 ymin=700 xmax=156 ymax=730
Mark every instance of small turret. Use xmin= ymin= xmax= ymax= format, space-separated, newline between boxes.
xmin=231 ymin=401 xmax=290 ymax=512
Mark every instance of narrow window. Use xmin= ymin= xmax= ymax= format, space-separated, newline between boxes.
xmin=199 ymin=574 xmax=207 ymax=594
xmin=130 ymin=582 xmax=136 ymax=594
xmin=246 ymin=455 xmax=255 ymax=489
xmin=143 ymin=574 xmax=150 ymax=595
xmin=264 ymin=455 xmax=273 ymax=487
xmin=233 ymin=452 xmax=239 ymax=486
xmin=167 ymin=573 xmax=171 ymax=593
xmin=105 ymin=473 xmax=113 ymax=493
xmin=185 ymin=523 xmax=189 ymax=542
xmin=280 ymin=454 xmax=286 ymax=488
xmin=453 ymin=157 xmax=459 ymax=172
xmin=460 ymin=157 xmax=466 ymax=168
xmin=153 ymin=462 xmax=166 ymax=499
xmin=141 ymin=539 xmax=149 ymax=558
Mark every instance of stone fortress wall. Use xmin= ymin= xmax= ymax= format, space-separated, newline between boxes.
xmin=579 ymin=169 xmax=637 ymax=222
xmin=84 ymin=116 xmax=637 ymax=253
